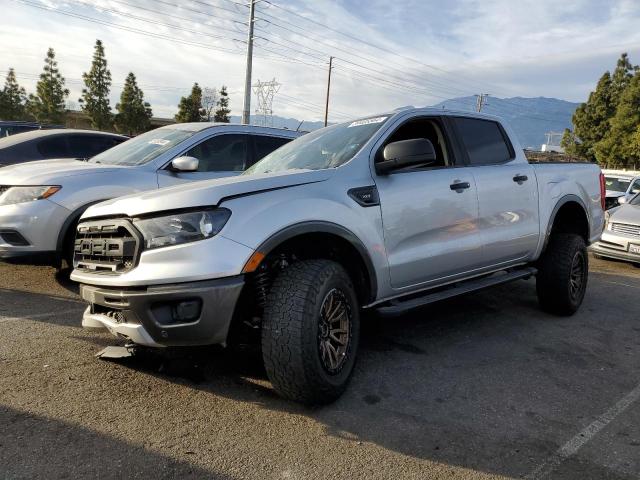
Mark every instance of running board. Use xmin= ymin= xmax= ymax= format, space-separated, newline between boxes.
xmin=377 ymin=267 xmax=537 ymax=315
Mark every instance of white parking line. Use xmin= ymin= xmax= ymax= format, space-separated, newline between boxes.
xmin=525 ymin=382 xmax=640 ymax=479
xmin=0 ymin=309 xmax=83 ymax=323
xmin=599 ymin=280 xmax=640 ymax=290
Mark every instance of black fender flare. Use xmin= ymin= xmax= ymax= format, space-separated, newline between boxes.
xmin=56 ymin=200 xmax=110 ymax=255
xmin=542 ymin=194 xmax=589 ymax=251
xmin=255 ymin=221 xmax=378 ymax=303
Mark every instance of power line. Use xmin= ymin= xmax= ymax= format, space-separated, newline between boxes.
xmin=259 ymin=1 xmax=493 ymax=94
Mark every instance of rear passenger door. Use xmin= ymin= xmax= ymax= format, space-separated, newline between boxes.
xmin=451 ymin=117 xmax=539 ymax=267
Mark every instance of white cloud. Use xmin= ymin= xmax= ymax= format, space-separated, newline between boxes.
xmin=2 ymin=0 xmax=640 ymax=122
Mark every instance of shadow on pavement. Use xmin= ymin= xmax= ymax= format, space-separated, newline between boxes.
xmin=0 ymin=406 xmax=234 ymax=479
xmin=3 ymin=266 xmax=640 ymax=479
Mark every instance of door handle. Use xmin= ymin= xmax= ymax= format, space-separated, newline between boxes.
xmin=513 ymin=174 xmax=528 ymax=184
xmin=450 ymin=181 xmax=470 ymax=192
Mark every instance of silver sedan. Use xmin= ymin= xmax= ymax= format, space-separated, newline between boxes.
xmin=591 ymin=194 xmax=640 ymax=265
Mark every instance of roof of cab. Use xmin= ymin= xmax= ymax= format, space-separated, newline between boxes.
xmin=162 ymin=122 xmax=302 ymax=136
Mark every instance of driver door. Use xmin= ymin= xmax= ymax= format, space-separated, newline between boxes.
xmin=157 ymin=134 xmax=250 ymax=187
xmin=374 ymin=116 xmax=483 ymax=289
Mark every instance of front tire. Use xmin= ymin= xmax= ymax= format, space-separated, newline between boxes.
xmin=536 ymin=233 xmax=588 ymax=315
xmin=261 ymin=260 xmax=360 ymax=405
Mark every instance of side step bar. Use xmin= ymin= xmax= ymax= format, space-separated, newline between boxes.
xmin=377 ymin=267 xmax=537 ymax=315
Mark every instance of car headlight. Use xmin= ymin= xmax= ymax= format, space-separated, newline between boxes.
xmin=0 ymin=186 xmax=61 ymax=206
xmin=133 ymin=208 xmax=231 ymax=250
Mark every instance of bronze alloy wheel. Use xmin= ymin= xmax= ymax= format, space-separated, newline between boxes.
xmin=569 ymin=250 xmax=586 ymax=301
xmin=318 ymin=288 xmax=352 ymax=374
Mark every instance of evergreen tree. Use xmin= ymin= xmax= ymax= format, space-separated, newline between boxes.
xmin=79 ymin=39 xmax=112 ymax=130
xmin=114 ymin=73 xmax=152 ymax=136
xmin=28 ymin=48 xmax=69 ymax=124
xmin=214 ymin=85 xmax=230 ymax=123
xmin=0 ymin=68 xmax=28 ymax=120
xmin=561 ymin=53 xmax=638 ymax=163
xmin=595 ymin=71 xmax=640 ymax=168
xmin=561 ymin=72 xmax=614 ymax=159
xmin=175 ymin=83 xmax=204 ymax=122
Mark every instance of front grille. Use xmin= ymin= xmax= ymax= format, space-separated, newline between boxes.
xmin=74 ymin=219 xmax=141 ymax=272
xmin=610 ymin=223 xmax=640 ymax=237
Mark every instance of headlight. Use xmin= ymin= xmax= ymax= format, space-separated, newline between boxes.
xmin=0 ymin=186 xmax=61 ymax=206
xmin=133 ymin=208 xmax=231 ymax=249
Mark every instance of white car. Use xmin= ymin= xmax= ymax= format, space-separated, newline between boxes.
xmin=602 ymin=169 xmax=640 ymax=209
xmin=0 ymin=123 xmax=300 ymax=265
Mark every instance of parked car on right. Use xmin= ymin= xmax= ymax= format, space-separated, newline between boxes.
xmin=602 ymin=169 xmax=640 ymax=209
xmin=0 ymin=129 xmax=127 ymax=167
xmin=591 ymin=193 xmax=640 ymax=266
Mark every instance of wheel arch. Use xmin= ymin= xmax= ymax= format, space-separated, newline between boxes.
xmin=542 ymin=194 xmax=590 ymax=252
xmin=56 ymin=199 xmax=110 ymax=257
xmin=254 ymin=221 xmax=378 ymax=304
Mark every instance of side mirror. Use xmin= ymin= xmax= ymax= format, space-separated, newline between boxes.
xmin=171 ymin=156 xmax=199 ymax=172
xmin=376 ymin=139 xmax=436 ymax=175
xmin=617 ymin=196 xmax=627 ymax=205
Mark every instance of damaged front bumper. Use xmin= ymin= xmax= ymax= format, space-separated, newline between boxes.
xmin=80 ymin=276 xmax=244 ymax=348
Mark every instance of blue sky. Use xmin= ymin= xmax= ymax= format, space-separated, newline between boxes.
xmin=2 ymin=0 xmax=640 ymax=120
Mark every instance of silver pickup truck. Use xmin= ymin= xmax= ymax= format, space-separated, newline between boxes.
xmin=71 ymin=109 xmax=605 ymax=404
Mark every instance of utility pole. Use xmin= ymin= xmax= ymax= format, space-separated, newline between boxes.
xmin=475 ymin=93 xmax=489 ymax=112
xmin=241 ymin=0 xmax=256 ymax=125
xmin=324 ymin=56 xmax=334 ymax=127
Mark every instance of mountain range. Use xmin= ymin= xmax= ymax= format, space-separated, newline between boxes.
xmin=232 ymin=96 xmax=580 ymax=150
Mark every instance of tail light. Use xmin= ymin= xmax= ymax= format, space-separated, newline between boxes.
xmin=599 ymin=172 xmax=606 ymax=211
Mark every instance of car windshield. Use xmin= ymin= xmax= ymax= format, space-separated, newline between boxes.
xmin=88 ymin=128 xmax=195 ymax=166
xmin=244 ymin=116 xmax=389 ymax=175
xmin=605 ymin=176 xmax=632 ymax=192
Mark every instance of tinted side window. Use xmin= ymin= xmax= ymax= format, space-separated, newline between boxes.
xmin=67 ymin=135 xmax=121 ymax=159
xmin=453 ymin=118 xmax=513 ymax=165
xmin=185 ymin=134 xmax=249 ymax=172
xmin=630 ymin=180 xmax=640 ymax=195
xmin=253 ymin=135 xmax=291 ymax=162
xmin=36 ymin=136 xmax=69 ymax=158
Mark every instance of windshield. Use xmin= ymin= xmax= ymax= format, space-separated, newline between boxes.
xmin=244 ymin=116 xmax=389 ymax=175
xmin=605 ymin=176 xmax=631 ymax=193
xmin=88 ymin=128 xmax=195 ymax=166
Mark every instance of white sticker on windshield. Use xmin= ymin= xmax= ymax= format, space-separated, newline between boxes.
xmin=348 ymin=116 xmax=387 ymax=128
xmin=149 ymin=139 xmax=170 ymax=146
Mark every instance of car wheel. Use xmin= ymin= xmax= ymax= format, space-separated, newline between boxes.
xmin=261 ymin=259 xmax=360 ymax=404
xmin=536 ymin=233 xmax=588 ymax=316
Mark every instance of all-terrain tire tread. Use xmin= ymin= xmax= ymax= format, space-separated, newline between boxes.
xmin=261 ymin=259 xmax=357 ymax=404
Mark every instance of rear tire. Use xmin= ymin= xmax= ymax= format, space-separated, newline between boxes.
xmin=261 ymin=259 xmax=360 ymax=405
xmin=536 ymin=233 xmax=588 ymax=316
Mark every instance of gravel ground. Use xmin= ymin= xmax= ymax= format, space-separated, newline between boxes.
xmin=0 ymin=256 xmax=639 ymax=479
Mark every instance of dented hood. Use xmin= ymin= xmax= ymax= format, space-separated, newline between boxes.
xmin=83 ymin=169 xmax=334 ymax=219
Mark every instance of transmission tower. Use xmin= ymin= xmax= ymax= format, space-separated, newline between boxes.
xmin=253 ymin=78 xmax=281 ymax=127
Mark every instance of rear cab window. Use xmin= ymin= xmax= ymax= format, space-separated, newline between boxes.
xmin=452 ymin=117 xmax=514 ymax=166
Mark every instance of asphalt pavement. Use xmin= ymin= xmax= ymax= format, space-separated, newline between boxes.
xmin=1 ymin=256 xmax=639 ymax=479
